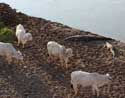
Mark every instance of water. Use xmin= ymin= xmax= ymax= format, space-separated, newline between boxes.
xmin=1 ymin=0 xmax=125 ymax=42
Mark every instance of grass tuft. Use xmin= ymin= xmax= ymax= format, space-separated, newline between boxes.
xmin=0 ymin=27 xmax=15 ymax=43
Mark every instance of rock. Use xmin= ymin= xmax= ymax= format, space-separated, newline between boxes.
xmin=0 ymin=3 xmax=17 ymax=26
xmin=0 ymin=3 xmax=124 ymax=98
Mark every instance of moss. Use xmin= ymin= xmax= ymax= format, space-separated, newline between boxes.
xmin=0 ymin=27 xmax=15 ymax=43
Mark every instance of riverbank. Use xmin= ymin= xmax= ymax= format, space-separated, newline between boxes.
xmin=0 ymin=3 xmax=125 ymax=98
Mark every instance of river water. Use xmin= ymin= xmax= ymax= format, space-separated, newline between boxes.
xmin=1 ymin=0 xmax=125 ymax=42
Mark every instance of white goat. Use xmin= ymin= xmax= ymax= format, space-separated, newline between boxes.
xmin=21 ymin=33 xmax=33 ymax=48
xmin=0 ymin=42 xmax=24 ymax=64
xmin=47 ymin=41 xmax=73 ymax=68
xmin=16 ymin=24 xmax=33 ymax=48
xmin=105 ymin=42 xmax=115 ymax=58
xmin=16 ymin=24 xmax=26 ymax=45
xmin=71 ymin=71 xmax=111 ymax=97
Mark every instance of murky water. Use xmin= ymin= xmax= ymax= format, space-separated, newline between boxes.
xmin=1 ymin=0 xmax=125 ymax=42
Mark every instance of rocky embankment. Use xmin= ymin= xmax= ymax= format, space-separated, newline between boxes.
xmin=0 ymin=3 xmax=125 ymax=98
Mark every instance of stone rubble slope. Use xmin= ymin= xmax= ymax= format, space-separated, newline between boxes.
xmin=0 ymin=3 xmax=125 ymax=98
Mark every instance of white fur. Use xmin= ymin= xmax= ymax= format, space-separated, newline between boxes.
xmin=106 ymin=42 xmax=113 ymax=49
xmin=105 ymin=42 xmax=115 ymax=58
xmin=47 ymin=41 xmax=73 ymax=68
xmin=16 ymin=24 xmax=26 ymax=42
xmin=21 ymin=33 xmax=33 ymax=46
xmin=16 ymin=24 xmax=33 ymax=48
xmin=71 ymin=71 xmax=111 ymax=97
xmin=0 ymin=42 xmax=23 ymax=64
